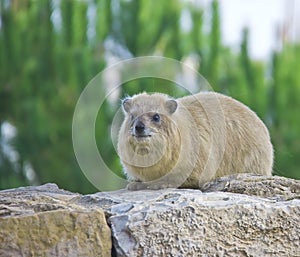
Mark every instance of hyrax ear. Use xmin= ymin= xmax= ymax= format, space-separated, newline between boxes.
xmin=122 ymin=98 xmax=132 ymax=113
xmin=165 ymin=99 xmax=178 ymax=114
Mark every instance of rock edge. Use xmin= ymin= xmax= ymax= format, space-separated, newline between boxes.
xmin=0 ymin=174 xmax=300 ymax=257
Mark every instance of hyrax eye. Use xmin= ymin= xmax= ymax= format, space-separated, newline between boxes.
xmin=152 ymin=113 xmax=160 ymax=122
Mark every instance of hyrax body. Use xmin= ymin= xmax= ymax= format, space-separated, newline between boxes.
xmin=117 ymin=92 xmax=273 ymax=190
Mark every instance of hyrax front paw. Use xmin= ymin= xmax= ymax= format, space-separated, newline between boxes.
xmin=126 ymin=182 xmax=148 ymax=191
xmin=126 ymin=181 xmax=176 ymax=190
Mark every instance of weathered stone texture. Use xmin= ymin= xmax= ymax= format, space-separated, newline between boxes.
xmin=84 ymin=186 xmax=300 ymax=256
xmin=1 ymin=175 xmax=300 ymax=257
xmin=202 ymin=173 xmax=300 ymax=201
xmin=0 ymin=184 xmax=111 ymax=257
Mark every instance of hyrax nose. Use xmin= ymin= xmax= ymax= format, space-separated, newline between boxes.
xmin=135 ymin=120 xmax=145 ymax=134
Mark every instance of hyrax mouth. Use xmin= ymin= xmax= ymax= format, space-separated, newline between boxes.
xmin=134 ymin=134 xmax=151 ymax=138
xmin=132 ymin=134 xmax=152 ymax=142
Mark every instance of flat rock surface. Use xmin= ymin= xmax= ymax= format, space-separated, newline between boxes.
xmin=1 ymin=174 xmax=300 ymax=257
xmin=202 ymin=173 xmax=300 ymax=201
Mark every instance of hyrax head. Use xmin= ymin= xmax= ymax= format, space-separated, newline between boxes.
xmin=121 ymin=93 xmax=178 ymax=140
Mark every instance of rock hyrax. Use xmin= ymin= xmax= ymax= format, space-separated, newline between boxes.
xmin=117 ymin=92 xmax=273 ymax=190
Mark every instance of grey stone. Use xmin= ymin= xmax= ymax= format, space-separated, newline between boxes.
xmin=101 ymin=190 xmax=300 ymax=256
xmin=0 ymin=184 xmax=111 ymax=257
xmin=1 ymin=175 xmax=300 ymax=257
xmin=202 ymin=173 xmax=300 ymax=201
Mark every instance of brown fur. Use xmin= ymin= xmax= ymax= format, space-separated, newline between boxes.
xmin=117 ymin=92 xmax=273 ymax=190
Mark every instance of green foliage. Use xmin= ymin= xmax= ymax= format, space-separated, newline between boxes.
xmin=0 ymin=0 xmax=299 ymax=193
xmin=205 ymin=0 xmax=221 ymax=89
xmin=269 ymin=46 xmax=300 ymax=179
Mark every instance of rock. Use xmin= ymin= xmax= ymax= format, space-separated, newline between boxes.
xmin=1 ymin=175 xmax=300 ymax=257
xmin=202 ymin=173 xmax=300 ymax=201
xmin=0 ymin=184 xmax=111 ymax=257
xmin=83 ymin=191 xmax=300 ymax=256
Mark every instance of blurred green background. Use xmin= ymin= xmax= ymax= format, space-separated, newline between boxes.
xmin=1 ymin=0 xmax=299 ymax=193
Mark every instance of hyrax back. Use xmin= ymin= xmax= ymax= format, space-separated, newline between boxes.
xmin=117 ymin=92 xmax=273 ymax=190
